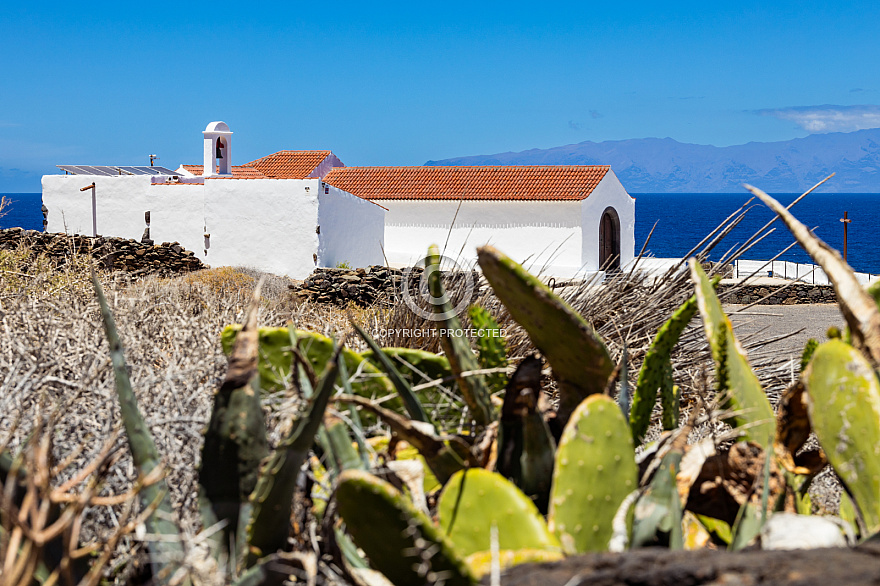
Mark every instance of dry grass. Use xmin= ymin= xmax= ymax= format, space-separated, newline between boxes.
xmin=0 ymin=192 xmax=842 ymax=581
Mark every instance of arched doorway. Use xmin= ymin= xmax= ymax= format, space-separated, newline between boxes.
xmin=599 ymin=207 xmax=621 ymax=271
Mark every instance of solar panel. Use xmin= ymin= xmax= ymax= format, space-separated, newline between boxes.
xmin=57 ymin=165 xmax=181 ymax=176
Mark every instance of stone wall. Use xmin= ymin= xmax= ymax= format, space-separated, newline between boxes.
xmin=0 ymin=228 xmax=204 ymax=276
xmin=293 ymin=266 xmax=481 ymax=307
xmin=719 ymin=282 xmax=837 ymax=305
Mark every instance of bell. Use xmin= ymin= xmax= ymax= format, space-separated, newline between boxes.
xmin=215 ymin=138 xmax=224 ymax=159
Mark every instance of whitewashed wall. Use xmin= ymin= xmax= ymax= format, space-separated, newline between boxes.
xmin=580 ymin=171 xmax=636 ymax=271
xmin=204 ymin=179 xmax=320 ymax=278
xmin=317 ymin=184 xmax=385 ymax=268
xmin=43 ymin=175 xmax=384 ymax=279
xmin=42 ymin=175 xmax=206 ymax=255
xmin=376 ymin=199 xmax=583 ymax=274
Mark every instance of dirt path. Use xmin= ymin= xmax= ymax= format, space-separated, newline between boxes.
xmin=725 ymin=303 xmax=844 ymax=357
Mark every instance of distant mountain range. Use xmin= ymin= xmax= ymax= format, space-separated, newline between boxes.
xmin=426 ymin=129 xmax=880 ymax=193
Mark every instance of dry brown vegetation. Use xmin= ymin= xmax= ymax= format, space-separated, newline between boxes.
xmin=0 ymin=197 xmax=835 ymax=582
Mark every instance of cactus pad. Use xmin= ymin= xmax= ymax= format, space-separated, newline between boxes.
xmin=437 ymin=469 xmax=560 ymax=557
xmin=690 ymin=260 xmax=775 ymax=448
xmin=631 ymin=294 xmax=697 ymax=442
xmin=221 ymin=326 xmax=398 ymax=408
xmin=477 ymin=245 xmax=614 ymax=425
xmin=548 ymin=394 xmax=638 ymax=553
xmin=804 ymin=339 xmax=880 ymax=534
xmin=336 ymin=470 xmax=475 ymax=585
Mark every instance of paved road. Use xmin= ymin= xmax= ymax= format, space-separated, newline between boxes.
xmin=724 ymin=303 xmax=845 ymax=357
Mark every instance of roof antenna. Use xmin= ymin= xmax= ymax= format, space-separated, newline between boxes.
xmin=149 ymin=154 xmax=159 ymax=167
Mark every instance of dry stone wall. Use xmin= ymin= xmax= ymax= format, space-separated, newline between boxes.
xmin=294 ymin=266 xmax=482 ymax=307
xmin=0 ymin=228 xmax=204 ymax=276
xmin=719 ymin=283 xmax=837 ymax=305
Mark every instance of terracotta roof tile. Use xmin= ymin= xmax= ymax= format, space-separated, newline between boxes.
xmin=245 ymin=150 xmax=334 ymax=179
xmin=181 ymin=165 xmax=267 ymax=179
xmin=322 ymin=165 xmax=611 ymax=201
xmin=181 ymin=151 xmax=338 ymax=179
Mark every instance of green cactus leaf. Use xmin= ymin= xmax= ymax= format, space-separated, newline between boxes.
xmin=200 ymin=289 xmax=270 ymax=552
xmin=548 ymin=394 xmax=638 ymax=553
xmin=324 ymin=416 xmax=366 ymax=473
xmin=349 ymin=320 xmax=430 ymax=423
xmin=804 ymin=339 xmax=880 ymax=534
xmin=477 ymin=245 xmax=614 ymax=426
xmin=631 ymin=293 xmax=699 ymax=443
xmin=468 ymin=305 xmax=509 ymax=394
xmin=93 ymin=273 xmax=184 ymax=582
xmin=426 ymin=245 xmax=494 ymax=426
xmin=221 ymin=326 xmax=398 ymax=411
xmin=336 ymin=470 xmax=476 ymax=586
xmin=245 ymin=342 xmax=342 ymax=568
xmin=800 ymin=338 xmax=819 ymax=373
xmin=361 ymin=347 xmax=452 ymax=386
xmin=690 ymin=260 xmax=775 ymax=448
xmin=438 ymin=469 xmax=560 ymax=557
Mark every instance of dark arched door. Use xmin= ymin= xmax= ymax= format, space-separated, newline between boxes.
xmin=599 ymin=207 xmax=621 ymax=271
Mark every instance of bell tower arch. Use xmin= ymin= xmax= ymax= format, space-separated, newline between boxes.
xmin=202 ymin=121 xmax=232 ymax=177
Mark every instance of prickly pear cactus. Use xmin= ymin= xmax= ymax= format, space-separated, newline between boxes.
xmin=476 ymin=245 xmax=614 ymax=425
xmin=804 ymin=339 xmax=880 ymax=534
xmin=361 ymin=347 xmax=452 ymax=386
xmin=221 ymin=326 xmax=397 ymax=406
xmin=631 ymin=294 xmax=698 ymax=442
xmin=548 ymin=394 xmax=638 ymax=554
xmin=336 ymin=470 xmax=475 ymax=585
xmin=690 ymin=260 xmax=775 ymax=448
xmin=437 ymin=469 xmax=560 ymax=556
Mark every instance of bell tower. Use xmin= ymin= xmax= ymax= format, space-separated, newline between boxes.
xmin=202 ymin=121 xmax=232 ymax=177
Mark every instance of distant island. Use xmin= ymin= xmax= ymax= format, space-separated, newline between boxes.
xmin=426 ymin=128 xmax=880 ymax=193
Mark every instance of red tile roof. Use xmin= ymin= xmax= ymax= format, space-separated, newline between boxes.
xmin=180 ymin=165 xmax=267 ymax=179
xmin=322 ymin=166 xmax=611 ymax=201
xmin=245 ymin=150 xmax=334 ymax=179
xmin=181 ymin=151 xmax=338 ymax=180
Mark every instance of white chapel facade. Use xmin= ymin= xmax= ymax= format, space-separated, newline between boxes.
xmin=42 ymin=121 xmax=634 ymax=279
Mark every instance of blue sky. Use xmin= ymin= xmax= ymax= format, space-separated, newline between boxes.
xmin=2 ymin=1 xmax=879 ymax=191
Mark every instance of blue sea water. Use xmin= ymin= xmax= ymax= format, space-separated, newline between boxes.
xmin=634 ymin=193 xmax=880 ymax=275
xmin=4 ymin=191 xmax=880 ymax=273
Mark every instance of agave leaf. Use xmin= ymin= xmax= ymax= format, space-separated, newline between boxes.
xmin=426 ymin=245 xmax=494 ymax=426
xmin=93 ymin=273 xmax=184 ymax=582
xmin=745 ymin=185 xmax=880 ymax=365
xmin=336 ymin=394 xmax=477 ymax=485
xmin=324 ymin=415 xmax=366 ymax=473
xmin=690 ymin=260 xmax=775 ymax=448
xmin=349 ymin=320 xmax=430 ymax=423
xmin=477 ymin=245 xmax=614 ymax=426
xmin=200 ymin=283 xmax=269 ymax=551
xmin=244 ymin=342 xmax=343 ymax=568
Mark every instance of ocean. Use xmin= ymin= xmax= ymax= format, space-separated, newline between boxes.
xmin=3 ymin=191 xmax=880 ymax=274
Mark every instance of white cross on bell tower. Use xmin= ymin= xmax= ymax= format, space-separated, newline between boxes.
xmin=202 ymin=121 xmax=232 ymax=177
